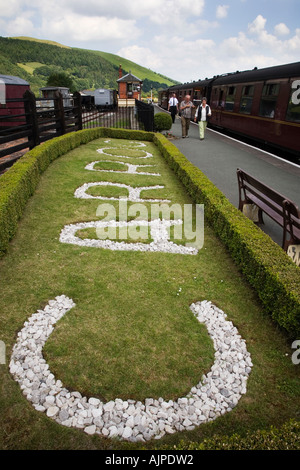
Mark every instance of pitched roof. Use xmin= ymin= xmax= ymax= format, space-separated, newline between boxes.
xmin=117 ymin=72 xmax=143 ymax=83
xmin=0 ymin=75 xmax=29 ymax=86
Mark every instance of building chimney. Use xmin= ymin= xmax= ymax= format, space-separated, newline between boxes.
xmin=119 ymin=64 xmax=122 ymax=79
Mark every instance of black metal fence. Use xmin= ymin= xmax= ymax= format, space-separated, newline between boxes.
xmin=0 ymin=91 xmax=154 ymax=172
xmin=82 ymin=99 xmax=154 ymax=132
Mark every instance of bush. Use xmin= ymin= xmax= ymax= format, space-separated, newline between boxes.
xmin=156 ymin=419 xmax=300 ymax=450
xmin=154 ymin=112 xmax=172 ymax=132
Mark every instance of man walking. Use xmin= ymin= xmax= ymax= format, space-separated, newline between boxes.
xmin=194 ymin=97 xmax=212 ymax=140
xmin=180 ymin=95 xmax=195 ymax=138
xmin=168 ymin=93 xmax=178 ymax=123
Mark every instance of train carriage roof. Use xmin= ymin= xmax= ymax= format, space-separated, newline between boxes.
xmin=212 ymin=62 xmax=300 ymax=85
xmin=167 ymin=62 xmax=300 ymax=92
xmin=168 ymin=77 xmax=214 ymax=91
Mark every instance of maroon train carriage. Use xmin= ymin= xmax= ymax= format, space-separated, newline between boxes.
xmin=210 ymin=62 xmax=300 ymax=158
xmin=159 ymin=77 xmax=214 ymax=120
xmin=0 ymin=75 xmax=30 ymax=128
xmin=159 ymin=62 xmax=300 ymax=158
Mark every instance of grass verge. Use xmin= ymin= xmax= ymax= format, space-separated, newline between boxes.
xmin=0 ymin=134 xmax=299 ymax=450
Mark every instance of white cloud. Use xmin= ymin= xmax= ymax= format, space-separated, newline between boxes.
xmin=4 ymin=11 xmax=35 ymax=36
xmin=248 ymin=15 xmax=267 ymax=34
xmin=144 ymin=0 xmax=205 ymax=27
xmin=0 ymin=0 xmax=24 ymax=18
xmin=14 ymin=0 xmax=205 ymax=23
xmin=274 ymin=23 xmax=290 ymax=36
xmin=117 ymin=45 xmax=163 ymax=70
xmin=220 ymin=32 xmax=255 ymax=58
xmin=149 ymin=15 xmax=299 ymax=82
xmin=38 ymin=13 xmax=140 ymax=43
xmin=120 ymin=34 xmax=216 ymax=82
xmin=216 ymin=5 xmax=229 ymax=19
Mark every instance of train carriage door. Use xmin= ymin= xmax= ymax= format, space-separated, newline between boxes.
xmin=213 ymin=87 xmax=225 ymax=126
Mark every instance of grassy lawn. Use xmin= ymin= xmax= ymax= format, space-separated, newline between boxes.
xmin=0 ymin=137 xmax=299 ymax=450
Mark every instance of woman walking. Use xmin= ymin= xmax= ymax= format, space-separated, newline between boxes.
xmin=194 ymin=98 xmax=212 ymax=140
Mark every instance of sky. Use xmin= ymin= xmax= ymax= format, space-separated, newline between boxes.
xmin=0 ymin=0 xmax=299 ymax=83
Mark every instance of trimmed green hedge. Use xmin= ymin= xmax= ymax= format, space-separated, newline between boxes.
xmin=156 ymin=419 xmax=300 ymax=450
xmin=1 ymin=128 xmax=299 ymax=337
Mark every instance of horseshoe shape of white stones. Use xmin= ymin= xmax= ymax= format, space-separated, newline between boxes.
xmin=10 ymin=296 xmax=252 ymax=442
xmin=74 ymin=182 xmax=171 ymax=203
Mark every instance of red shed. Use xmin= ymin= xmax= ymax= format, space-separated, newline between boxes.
xmin=0 ymin=75 xmax=30 ymax=128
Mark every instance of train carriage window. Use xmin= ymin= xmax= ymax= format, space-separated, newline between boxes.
xmin=239 ymin=85 xmax=254 ymax=114
xmin=218 ymin=89 xmax=225 ymax=107
xmin=259 ymin=83 xmax=279 ymax=118
xmin=286 ymin=81 xmax=300 ymax=123
xmin=225 ymin=86 xmax=236 ymax=111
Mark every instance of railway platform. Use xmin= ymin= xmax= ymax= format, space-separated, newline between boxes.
xmin=155 ymin=106 xmax=300 ymax=248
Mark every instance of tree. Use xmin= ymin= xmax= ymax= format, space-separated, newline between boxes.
xmin=46 ymin=72 xmax=76 ymax=93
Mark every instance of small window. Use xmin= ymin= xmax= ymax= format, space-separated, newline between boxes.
xmin=286 ymin=80 xmax=300 ymax=123
xmin=259 ymin=83 xmax=279 ymax=118
xmin=225 ymin=86 xmax=236 ymax=111
xmin=239 ymin=85 xmax=254 ymax=114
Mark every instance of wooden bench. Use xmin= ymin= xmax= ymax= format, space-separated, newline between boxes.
xmin=237 ymin=168 xmax=300 ymax=258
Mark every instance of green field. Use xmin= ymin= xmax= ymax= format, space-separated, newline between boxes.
xmin=17 ymin=62 xmax=43 ymax=74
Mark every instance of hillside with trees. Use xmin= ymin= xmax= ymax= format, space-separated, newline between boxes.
xmin=0 ymin=36 xmax=179 ymax=97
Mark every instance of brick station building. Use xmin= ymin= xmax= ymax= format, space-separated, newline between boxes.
xmin=117 ymin=65 xmax=143 ymax=106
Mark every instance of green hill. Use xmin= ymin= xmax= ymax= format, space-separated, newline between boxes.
xmin=92 ymin=50 xmax=177 ymax=87
xmin=0 ymin=36 xmax=179 ymax=96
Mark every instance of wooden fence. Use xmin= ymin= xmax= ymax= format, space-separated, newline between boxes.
xmin=0 ymin=91 xmax=154 ymax=173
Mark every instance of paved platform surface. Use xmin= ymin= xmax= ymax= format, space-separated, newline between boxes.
xmin=155 ymin=106 xmax=300 ymax=247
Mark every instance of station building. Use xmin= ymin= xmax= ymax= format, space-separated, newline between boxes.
xmin=117 ymin=65 xmax=143 ymax=106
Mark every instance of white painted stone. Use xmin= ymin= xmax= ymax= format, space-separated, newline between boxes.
xmin=122 ymin=426 xmax=133 ymax=439
xmin=84 ymin=425 xmax=96 ymax=435
xmin=46 ymin=406 xmax=59 ymax=417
